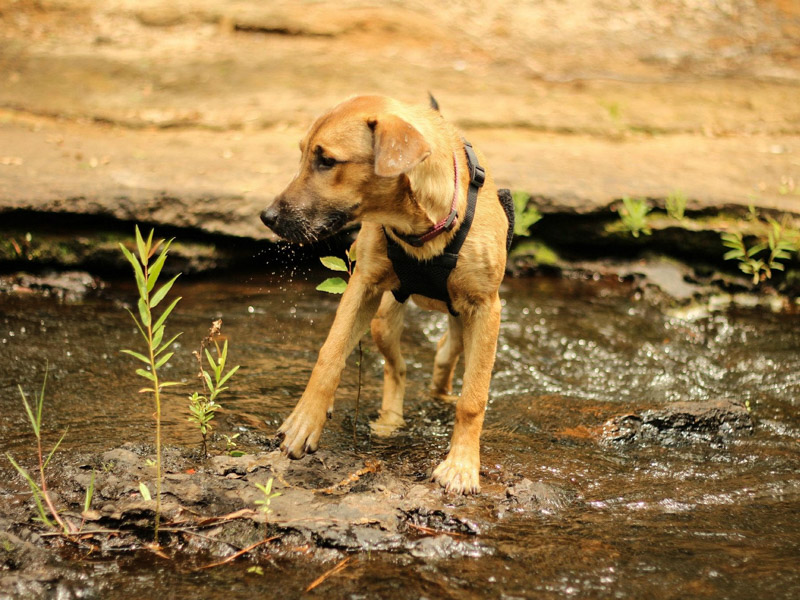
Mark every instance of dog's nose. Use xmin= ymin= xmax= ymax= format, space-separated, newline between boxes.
xmin=260 ymin=204 xmax=279 ymax=229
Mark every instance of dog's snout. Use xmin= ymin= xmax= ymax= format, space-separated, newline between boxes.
xmin=260 ymin=202 xmax=280 ymax=229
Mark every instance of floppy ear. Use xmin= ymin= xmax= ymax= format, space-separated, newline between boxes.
xmin=368 ymin=115 xmax=431 ymax=177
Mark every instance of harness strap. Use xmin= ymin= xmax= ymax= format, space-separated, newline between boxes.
xmin=384 ymin=140 xmax=485 ymax=316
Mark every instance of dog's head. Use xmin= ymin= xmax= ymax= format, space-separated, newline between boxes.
xmin=260 ymin=96 xmax=432 ymax=243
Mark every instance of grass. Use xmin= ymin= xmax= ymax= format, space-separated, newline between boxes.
xmin=6 ymin=367 xmax=94 ymax=535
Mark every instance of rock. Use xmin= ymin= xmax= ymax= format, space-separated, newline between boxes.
xmin=602 ymin=399 xmax=753 ymax=446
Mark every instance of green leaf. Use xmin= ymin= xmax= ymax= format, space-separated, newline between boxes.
xmin=723 ymin=249 xmax=744 ymax=260
xmin=84 ymin=470 xmax=96 ymax=513
xmin=348 ymin=244 xmax=358 ymax=263
xmin=139 ymin=482 xmax=152 ymax=501
xmin=158 ymin=381 xmax=183 ymax=388
xmin=153 ymin=297 xmax=181 ymax=332
xmin=151 ymin=274 xmax=180 ymax=309
xmin=155 ymin=332 xmax=182 ymax=357
xmin=135 ymin=226 xmax=147 ymax=263
xmin=152 ymin=325 xmax=164 ymax=351
xmin=320 ymin=256 xmax=348 ymax=272
xmin=147 ymin=240 xmax=173 ymax=293
xmin=121 ymin=349 xmax=151 ymax=365
xmin=218 ymin=365 xmax=240 ymax=388
xmin=43 ymin=428 xmax=68 ymax=470
xmin=316 ymin=277 xmax=348 ymax=294
xmin=120 ymin=243 xmax=147 ymax=297
xmin=18 ymin=385 xmax=39 ymax=436
xmin=136 ymin=368 xmax=156 ymax=382
xmin=137 ymin=298 xmax=151 ymax=328
xmin=155 ymin=352 xmax=174 ymax=369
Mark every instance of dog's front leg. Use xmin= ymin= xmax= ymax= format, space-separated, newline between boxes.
xmin=278 ymin=271 xmax=382 ymax=458
xmin=431 ymin=294 xmax=501 ymax=494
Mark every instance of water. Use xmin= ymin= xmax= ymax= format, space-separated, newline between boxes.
xmin=1 ymin=271 xmax=799 ymax=598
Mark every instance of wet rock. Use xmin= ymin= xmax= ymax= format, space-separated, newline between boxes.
xmin=0 ymin=271 xmax=101 ymax=301
xmin=602 ymin=399 xmax=753 ymax=446
xmin=505 ymin=478 xmax=572 ymax=513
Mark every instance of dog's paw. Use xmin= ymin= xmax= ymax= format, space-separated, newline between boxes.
xmin=369 ymin=409 xmax=405 ymax=437
xmin=277 ymin=405 xmax=328 ymax=459
xmin=431 ymin=451 xmax=481 ymax=495
xmin=430 ymin=389 xmax=459 ymax=405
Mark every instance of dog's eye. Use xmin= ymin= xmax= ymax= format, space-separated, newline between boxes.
xmin=315 ymin=147 xmax=341 ymax=171
xmin=316 ymin=153 xmax=338 ymax=171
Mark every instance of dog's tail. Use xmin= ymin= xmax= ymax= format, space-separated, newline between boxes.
xmin=427 ymin=92 xmax=440 ymax=112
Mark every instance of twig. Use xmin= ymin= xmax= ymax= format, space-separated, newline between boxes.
xmin=195 ymin=536 xmax=278 ymax=571
xmin=406 ymin=522 xmax=468 ymax=538
xmin=314 ymin=460 xmax=381 ymax=495
xmin=305 ymin=556 xmax=356 ymax=593
xmin=353 ymin=340 xmax=363 ymax=449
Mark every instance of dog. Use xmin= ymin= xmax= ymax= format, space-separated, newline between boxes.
xmin=260 ymin=95 xmax=512 ymax=493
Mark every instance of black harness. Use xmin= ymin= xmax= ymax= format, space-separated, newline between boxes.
xmin=384 ymin=140 xmax=514 ymax=316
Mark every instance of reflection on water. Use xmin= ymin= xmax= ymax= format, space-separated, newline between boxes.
xmin=1 ymin=271 xmax=799 ymax=598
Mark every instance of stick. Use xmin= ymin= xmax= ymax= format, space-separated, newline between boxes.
xmin=305 ymin=556 xmax=355 ymax=593
xmin=195 ymin=536 xmax=278 ymax=571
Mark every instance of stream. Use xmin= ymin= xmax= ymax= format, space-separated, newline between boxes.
xmin=1 ymin=269 xmax=799 ymax=599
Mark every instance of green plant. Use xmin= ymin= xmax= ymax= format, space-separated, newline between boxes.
xmin=119 ymin=226 xmax=183 ymax=540
xmin=666 ymin=190 xmax=687 ymax=221
xmin=721 ymin=217 xmax=799 ymax=284
xmin=618 ymin=196 xmax=652 ymax=238
xmin=511 ymin=191 xmax=542 ymax=237
xmin=316 ymin=247 xmax=363 ymax=447
xmin=223 ymin=433 xmax=244 ymax=457
xmin=5 ymin=370 xmax=74 ymax=534
xmin=188 ymin=321 xmax=240 ymax=458
xmin=254 ymin=477 xmax=281 ymax=538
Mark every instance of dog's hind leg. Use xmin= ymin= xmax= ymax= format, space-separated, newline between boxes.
xmin=370 ymin=292 xmax=407 ymax=436
xmin=431 ymin=314 xmax=464 ymax=403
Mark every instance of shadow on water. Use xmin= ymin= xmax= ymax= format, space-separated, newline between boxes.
xmin=1 ymin=270 xmax=799 ymax=598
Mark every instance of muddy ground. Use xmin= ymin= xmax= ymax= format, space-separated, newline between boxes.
xmin=1 ymin=397 xmax=752 ymax=597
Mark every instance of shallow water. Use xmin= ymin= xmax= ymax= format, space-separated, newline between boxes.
xmin=2 ymin=271 xmax=800 ymax=599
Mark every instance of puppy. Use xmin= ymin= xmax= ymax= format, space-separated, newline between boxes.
xmin=260 ymin=95 xmax=511 ymax=493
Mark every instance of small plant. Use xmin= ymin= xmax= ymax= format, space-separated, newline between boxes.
xmin=512 ymin=191 xmax=542 ymax=237
xmin=188 ymin=320 xmax=240 ymax=458
xmin=254 ymin=477 xmax=281 ymax=538
xmin=316 ymin=246 xmax=363 ymax=447
xmin=316 ymin=244 xmax=356 ymax=294
xmin=721 ymin=217 xmax=799 ymax=284
xmin=6 ymin=370 xmax=74 ymax=534
xmin=223 ymin=433 xmax=244 ymax=457
xmin=120 ymin=226 xmax=183 ymax=540
xmin=665 ymin=190 xmax=687 ymax=221
xmin=618 ymin=196 xmax=652 ymax=238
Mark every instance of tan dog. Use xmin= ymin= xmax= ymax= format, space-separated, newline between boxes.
xmin=260 ymin=95 xmax=509 ymax=493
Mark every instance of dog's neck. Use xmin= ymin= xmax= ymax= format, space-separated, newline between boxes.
xmin=388 ymin=145 xmax=458 ymax=241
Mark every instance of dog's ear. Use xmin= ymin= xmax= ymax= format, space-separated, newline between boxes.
xmin=368 ymin=115 xmax=431 ymax=177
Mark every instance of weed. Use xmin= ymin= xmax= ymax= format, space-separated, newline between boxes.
xmin=119 ymin=226 xmax=183 ymax=540
xmin=5 ymin=369 xmax=74 ymax=534
xmin=618 ymin=196 xmax=652 ymax=238
xmin=188 ymin=320 xmax=240 ymax=458
xmin=721 ymin=216 xmax=799 ymax=284
xmin=223 ymin=433 xmax=244 ymax=457
xmin=254 ymin=477 xmax=281 ymax=538
xmin=511 ymin=191 xmax=542 ymax=237
xmin=666 ymin=190 xmax=687 ymax=221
